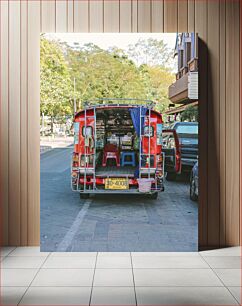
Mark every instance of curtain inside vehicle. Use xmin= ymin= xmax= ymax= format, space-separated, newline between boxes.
xmin=129 ymin=107 xmax=147 ymax=136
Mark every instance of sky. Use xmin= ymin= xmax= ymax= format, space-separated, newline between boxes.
xmin=44 ymin=33 xmax=177 ymax=52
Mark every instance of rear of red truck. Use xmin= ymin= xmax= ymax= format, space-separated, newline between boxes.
xmin=71 ymin=99 xmax=171 ymax=199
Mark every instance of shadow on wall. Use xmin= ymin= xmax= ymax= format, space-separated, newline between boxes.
xmin=198 ymin=38 xmax=221 ymax=250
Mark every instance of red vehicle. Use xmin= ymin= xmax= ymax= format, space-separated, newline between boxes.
xmin=71 ymin=99 xmax=180 ymax=199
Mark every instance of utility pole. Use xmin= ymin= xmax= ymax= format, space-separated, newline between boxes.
xmin=74 ymin=77 xmax=77 ymax=115
xmin=42 ymin=112 xmax=45 ymax=136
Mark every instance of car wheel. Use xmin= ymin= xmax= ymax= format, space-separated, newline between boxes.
xmin=80 ymin=193 xmax=90 ymax=200
xmin=148 ymin=192 xmax=158 ymax=200
xmin=166 ymin=172 xmax=177 ymax=181
xmin=190 ymin=176 xmax=198 ymax=201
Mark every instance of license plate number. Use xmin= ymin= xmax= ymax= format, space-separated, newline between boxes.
xmin=105 ymin=178 xmax=129 ymax=190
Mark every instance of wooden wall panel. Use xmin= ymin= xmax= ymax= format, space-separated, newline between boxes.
xmin=151 ymin=0 xmax=164 ymax=33
xmin=219 ymin=0 xmax=226 ymax=246
xmin=195 ymin=0 xmax=208 ymax=248
xmin=56 ymin=0 xmax=67 ymax=32
xmin=178 ymin=0 xmax=188 ymax=32
xmin=120 ymin=0 xmax=132 ymax=32
xmin=27 ymin=1 xmax=40 ymax=245
xmin=20 ymin=0 xmax=28 ymax=245
xmin=8 ymin=0 xmax=21 ymax=245
xmin=0 ymin=0 xmax=241 ymax=248
xmin=74 ymin=0 xmax=89 ymax=32
xmin=207 ymin=0 xmax=220 ymax=246
xmin=90 ymin=0 xmax=104 ymax=32
xmin=225 ymin=0 xmax=240 ymax=246
xmin=41 ymin=0 xmax=56 ymax=32
xmin=240 ymin=0 xmax=242 ymax=248
xmin=131 ymin=0 xmax=138 ymax=32
xmin=164 ymin=0 xmax=178 ymax=32
xmin=137 ymin=0 xmax=151 ymax=33
xmin=0 ymin=0 xmax=9 ymax=245
xmin=104 ymin=0 xmax=119 ymax=32
xmin=67 ymin=0 xmax=74 ymax=32
xmin=188 ymin=0 xmax=195 ymax=32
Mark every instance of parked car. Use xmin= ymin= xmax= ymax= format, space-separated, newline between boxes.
xmin=164 ymin=121 xmax=198 ymax=180
xmin=190 ymin=161 xmax=198 ymax=201
xmin=162 ymin=129 xmax=182 ymax=181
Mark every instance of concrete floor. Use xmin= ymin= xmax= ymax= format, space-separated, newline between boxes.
xmin=40 ymin=147 xmax=198 ymax=252
xmin=1 ymin=246 xmax=241 ymax=305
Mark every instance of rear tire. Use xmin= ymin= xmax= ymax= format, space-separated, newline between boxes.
xmin=190 ymin=176 xmax=198 ymax=201
xmin=148 ymin=192 xmax=158 ymax=200
xmin=80 ymin=193 xmax=90 ymax=200
xmin=166 ymin=172 xmax=177 ymax=181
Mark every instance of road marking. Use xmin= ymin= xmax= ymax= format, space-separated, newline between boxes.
xmin=56 ymin=199 xmax=92 ymax=252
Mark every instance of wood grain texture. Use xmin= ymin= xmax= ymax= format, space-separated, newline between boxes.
xmin=41 ymin=0 xmax=56 ymax=32
xmin=20 ymin=0 xmax=28 ymax=245
xmin=67 ymin=0 xmax=74 ymax=32
xmin=138 ymin=0 xmax=151 ymax=33
xmin=56 ymin=0 xmax=67 ymax=32
xmin=8 ymin=0 xmax=21 ymax=245
xmin=151 ymin=0 xmax=164 ymax=33
xmin=27 ymin=1 xmax=40 ymax=245
xmin=104 ymin=0 xmax=119 ymax=32
xmin=131 ymin=0 xmax=138 ymax=32
xmin=0 ymin=0 xmax=9 ymax=245
xmin=164 ymin=0 xmax=178 ymax=32
xmin=195 ymin=0 xmax=208 ymax=248
xmin=90 ymin=0 xmax=104 ymax=32
xmin=120 ymin=0 xmax=132 ymax=32
xmin=74 ymin=0 xmax=89 ymax=32
xmin=241 ymin=0 xmax=242 ymax=248
xmin=219 ymin=0 xmax=226 ymax=247
xmin=178 ymin=0 xmax=188 ymax=32
xmin=188 ymin=0 xmax=195 ymax=32
xmin=207 ymin=0 xmax=220 ymax=246
xmin=0 ymin=0 xmax=241 ymax=248
xmin=225 ymin=0 xmax=240 ymax=246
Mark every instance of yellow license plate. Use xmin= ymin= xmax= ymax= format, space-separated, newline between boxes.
xmin=105 ymin=178 xmax=129 ymax=190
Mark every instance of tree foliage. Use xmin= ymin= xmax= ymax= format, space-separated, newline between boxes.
xmin=181 ymin=105 xmax=198 ymax=122
xmin=40 ymin=36 xmax=175 ymax=118
xmin=127 ymin=38 xmax=174 ymax=68
xmin=40 ymin=36 xmax=73 ymax=119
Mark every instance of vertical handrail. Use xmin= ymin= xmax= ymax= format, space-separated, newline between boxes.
xmin=148 ymin=107 xmax=151 ymax=179
xmin=139 ymin=107 xmax=142 ymax=179
xmin=93 ymin=107 xmax=96 ymax=190
xmin=84 ymin=108 xmax=87 ymax=193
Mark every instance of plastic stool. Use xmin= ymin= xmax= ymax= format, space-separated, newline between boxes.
xmin=121 ymin=152 xmax=136 ymax=167
xmin=102 ymin=151 xmax=120 ymax=167
xmin=102 ymin=144 xmax=120 ymax=167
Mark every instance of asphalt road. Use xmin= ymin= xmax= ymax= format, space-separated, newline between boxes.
xmin=40 ymin=147 xmax=198 ymax=252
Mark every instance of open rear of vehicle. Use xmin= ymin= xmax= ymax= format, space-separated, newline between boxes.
xmin=71 ymin=99 xmax=170 ymax=199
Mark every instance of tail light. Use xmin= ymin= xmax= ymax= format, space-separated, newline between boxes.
xmin=156 ymin=154 xmax=162 ymax=164
xmin=176 ymin=152 xmax=181 ymax=173
xmin=72 ymin=171 xmax=78 ymax=178
xmin=72 ymin=153 xmax=79 ymax=167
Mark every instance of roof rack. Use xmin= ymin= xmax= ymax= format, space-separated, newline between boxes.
xmin=82 ymin=98 xmax=155 ymax=109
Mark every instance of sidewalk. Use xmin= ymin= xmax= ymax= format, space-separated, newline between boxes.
xmin=40 ymin=136 xmax=73 ymax=154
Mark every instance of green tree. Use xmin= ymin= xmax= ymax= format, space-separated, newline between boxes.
xmin=65 ymin=43 xmax=147 ymax=107
xmin=127 ymin=38 xmax=174 ymax=68
xmin=40 ymin=37 xmax=72 ymax=133
xmin=139 ymin=64 xmax=175 ymax=112
xmin=181 ymin=105 xmax=198 ymax=122
xmin=41 ymin=36 xmax=176 ymax=121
